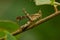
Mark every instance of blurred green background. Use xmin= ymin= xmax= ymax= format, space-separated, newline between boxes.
xmin=0 ymin=0 xmax=60 ymax=40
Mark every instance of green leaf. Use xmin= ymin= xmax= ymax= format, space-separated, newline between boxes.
xmin=34 ymin=0 xmax=55 ymax=5
xmin=50 ymin=0 xmax=55 ymax=5
xmin=0 ymin=31 xmax=5 ymax=38
xmin=0 ymin=20 xmax=19 ymax=32
xmin=34 ymin=0 xmax=51 ymax=5
xmin=4 ymin=31 xmax=17 ymax=40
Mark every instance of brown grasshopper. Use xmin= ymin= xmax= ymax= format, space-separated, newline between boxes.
xmin=16 ymin=9 xmax=42 ymax=29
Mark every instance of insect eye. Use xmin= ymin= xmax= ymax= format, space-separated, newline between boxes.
xmin=16 ymin=16 xmax=21 ymax=20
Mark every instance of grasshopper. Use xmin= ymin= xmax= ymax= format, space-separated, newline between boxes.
xmin=16 ymin=9 xmax=42 ymax=29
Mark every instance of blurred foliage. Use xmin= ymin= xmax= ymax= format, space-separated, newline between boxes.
xmin=0 ymin=31 xmax=5 ymax=38
xmin=5 ymin=31 xmax=17 ymax=40
xmin=0 ymin=0 xmax=60 ymax=40
xmin=0 ymin=20 xmax=19 ymax=32
xmin=0 ymin=20 xmax=19 ymax=38
xmin=34 ymin=0 xmax=55 ymax=5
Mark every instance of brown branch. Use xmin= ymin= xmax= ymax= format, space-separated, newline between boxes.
xmin=27 ymin=11 xmax=60 ymax=29
xmin=12 ymin=11 xmax=60 ymax=36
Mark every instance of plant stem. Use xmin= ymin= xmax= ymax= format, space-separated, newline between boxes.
xmin=12 ymin=11 xmax=60 ymax=36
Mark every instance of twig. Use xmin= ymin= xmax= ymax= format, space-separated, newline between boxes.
xmin=12 ymin=5 xmax=60 ymax=35
xmin=12 ymin=11 xmax=60 ymax=36
xmin=27 ymin=11 xmax=60 ymax=29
